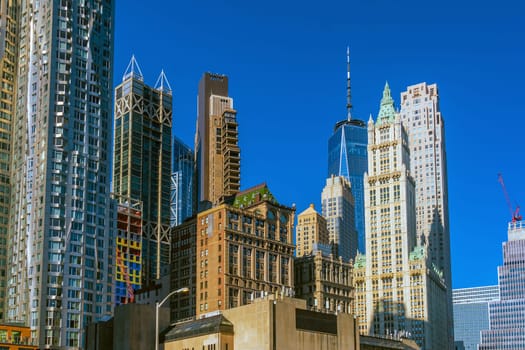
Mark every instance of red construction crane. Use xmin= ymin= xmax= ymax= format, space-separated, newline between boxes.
xmin=498 ymin=173 xmax=522 ymax=222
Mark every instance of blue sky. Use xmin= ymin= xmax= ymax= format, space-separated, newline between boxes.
xmin=114 ymin=0 xmax=525 ymax=288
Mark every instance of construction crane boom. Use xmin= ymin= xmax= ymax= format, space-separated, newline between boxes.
xmin=498 ymin=173 xmax=522 ymax=222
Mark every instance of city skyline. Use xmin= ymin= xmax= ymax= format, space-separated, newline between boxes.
xmin=117 ymin=1 xmax=525 ymax=290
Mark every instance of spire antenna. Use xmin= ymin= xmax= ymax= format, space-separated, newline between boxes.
xmin=123 ymin=54 xmax=144 ymax=82
xmin=154 ymin=69 xmax=173 ymax=95
xmin=346 ymin=46 xmax=352 ymax=121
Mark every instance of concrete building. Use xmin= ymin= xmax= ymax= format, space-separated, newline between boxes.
xmin=399 ymin=83 xmax=453 ymax=347
xmin=327 ymin=49 xmax=368 ymax=254
xmin=113 ymin=56 xmax=172 ymax=285
xmin=322 ymin=175 xmax=358 ymax=260
xmin=296 ymin=204 xmax=330 ymax=258
xmin=0 ymin=0 xmax=18 ymax=322
xmin=85 ymin=303 xmax=169 ymax=350
xmin=6 ymin=1 xmax=115 ymax=347
xmin=452 ymin=285 xmax=499 ymax=350
xmin=164 ymin=296 xmax=360 ymax=350
xmin=195 ymin=72 xmax=240 ymax=207
xmin=295 ymin=250 xmax=354 ymax=314
xmin=479 ymin=221 xmax=525 ymax=349
xmin=194 ymin=183 xmax=295 ymax=317
xmin=170 ymin=137 xmax=194 ymax=227
xmin=354 ymin=83 xmax=448 ymax=349
xmin=360 ymin=335 xmax=419 ymax=350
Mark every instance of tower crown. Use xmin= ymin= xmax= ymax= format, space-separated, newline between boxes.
xmin=123 ymin=54 xmax=144 ymax=82
xmin=376 ymin=81 xmax=396 ymax=125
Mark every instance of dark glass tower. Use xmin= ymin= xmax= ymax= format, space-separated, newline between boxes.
xmin=327 ymin=49 xmax=367 ymax=253
xmin=114 ymin=57 xmax=172 ymax=285
xmin=170 ymin=136 xmax=194 ymax=227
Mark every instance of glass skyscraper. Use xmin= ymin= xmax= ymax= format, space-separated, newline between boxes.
xmin=6 ymin=1 xmax=115 ymax=347
xmin=170 ymin=136 xmax=194 ymax=227
xmin=453 ymin=285 xmax=499 ymax=350
xmin=113 ymin=58 xmax=172 ymax=286
xmin=327 ymin=119 xmax=367 ymax=253
xmin=479 ymin=221 xmax=525 ymax=349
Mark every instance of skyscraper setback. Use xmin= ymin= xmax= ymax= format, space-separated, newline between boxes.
xmin=479 ymin=221 xmax=525 ymax=349
xmin=6 ymin=1 xmax=115 ymax=347
xmin=354 ymin=83 xmax=449 ymax=349
xmin=113 ymin=57 xmax=172 ymax=285
xmin=195 ymin=73 xmax=240 ymax=207
xmin=399 ymin=82 xmax=453 ymax=347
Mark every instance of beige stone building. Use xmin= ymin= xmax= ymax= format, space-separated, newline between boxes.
xmin=194 ymin=183 xmax=295 ymax=317
xmin=399 ymin=83 xmax=453 ymax=348
xmin=354 ymin=84 xmax=448 ymax=349
xmin=164 ymin=296 xmax=360 ymax=350
xmin=295 ymin=250 xmax=354 ymax=314
xmin=296 ymin=204 xmax=330 ymax=257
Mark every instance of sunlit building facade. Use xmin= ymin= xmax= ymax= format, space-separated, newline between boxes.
xmin=452 ymin=285 xmax=499 ymax=350
xmin=354 ymin=83 xmax=448 ymax=349
xmin=321 ymin=175 xmax=357 ymax=261
xmin=295 ymin=251 xmax=354 ymax=314
xmin=195 ymin=183 xmax=295 ymax=317
xmin=295 ymin=204 xmax=329 ymax=258
xmin=479 ymin=221 xmax=525 ymax=349
xmin=0 ymin=0 xmax=18 ymax=321
xmin=400 ymin=83 xmax=453 ymax=347
xmin=195 ymin=73 xmax=240 ymax=207
xmin=6 ymin=1 xmax=115 ymax=347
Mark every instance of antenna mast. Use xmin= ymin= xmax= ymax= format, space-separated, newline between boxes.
xmin=346 ymin=46 xmax=352 ymax=121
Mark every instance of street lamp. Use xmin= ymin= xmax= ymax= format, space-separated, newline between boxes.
xmin=155 ymin=287 xmax=189 ymax=350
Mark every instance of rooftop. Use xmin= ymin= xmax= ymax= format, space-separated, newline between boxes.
xmin=164 ymin=314 xmax=233 ymax=342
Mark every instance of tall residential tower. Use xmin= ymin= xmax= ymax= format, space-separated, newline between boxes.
xmin=113 ymin=57 xmax=172 ymax=285
xmin=327 ymin=48 xmax=367 ymax=253
xmin=0 ymin=0 xmax=18 ymax=321
xmin=6 ymin=1 xmax=115 ymax=347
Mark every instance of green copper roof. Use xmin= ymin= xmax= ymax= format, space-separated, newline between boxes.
xmin=354 ymin=253 xmax=366 ymax=268
xmin=409 ymin=245 xmax=426 ymax=261
xmin=376 ymin=82 xmax=397 ymax=126
xmin=233 ymin=183 xmax=278 ymax=208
